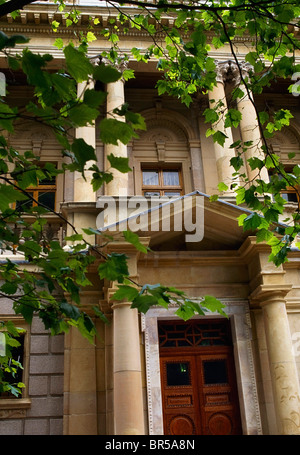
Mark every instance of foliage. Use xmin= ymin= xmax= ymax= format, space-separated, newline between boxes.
xmin=0 ymin=0 xmax=299 ymax=395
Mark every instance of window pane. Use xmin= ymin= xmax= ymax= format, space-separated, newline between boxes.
xmin=166 ymin=362 xmax=191 ymax=386
xmin=163 ymin=170 xmax=179 ymax=186
xmin=143 ymin=170 xmax=159 ymax=186
xmin=203 ymin=360 xmax=228 ymax=384
xmin=1 ymin=334 xmax=24 ymax=398
xmin=282 ymin=192 xmax=298 ymax=203
xmin=144 ymin=191 xmax=161 ymax=196
xmin=38 ymin=191 xmax=55 ymax=210
xmin=16 ymin=192 xmax=34 ymax=211
xmin=38 ymin=176 xmax=56 ymax=186
xmin=164 ymin=191 xmax=181 ymax=197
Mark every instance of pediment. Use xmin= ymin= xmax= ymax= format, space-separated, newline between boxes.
xmin=96 ymin=192 xmax=253 ymax=252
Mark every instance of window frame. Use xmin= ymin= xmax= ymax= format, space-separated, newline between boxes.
xmin=141 ymin=164 xmax=183 ymax=197
xmin=15 ymin=162 xmax=57 ymax=212
xmin=0 ymin=318 xmax=31 ymax=417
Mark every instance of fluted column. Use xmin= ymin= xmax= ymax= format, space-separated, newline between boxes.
xmin=208 ymin=61 xmax=237 ymax=194
xmin=234 ymin=63 xmax=269 ymax=184
xmin=105 ymin=78 xmax=128 ymax=196
xmin=74 ymin=81 xmax=97 ymax=202
xmin=252 ymin=285 xmax=300 ymax=434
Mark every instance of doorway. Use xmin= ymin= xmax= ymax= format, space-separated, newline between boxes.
xmin=159 ymin=319 xmax=242 ymax=435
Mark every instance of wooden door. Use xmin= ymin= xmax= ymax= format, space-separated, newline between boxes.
xmin=159 ymin=320 xmax=242 ymax=435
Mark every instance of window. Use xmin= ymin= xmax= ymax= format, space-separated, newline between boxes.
xmin=16 ymin=164 xmax=57 ymax=212
xmin=142 ymin=166 xmax=183 ymax=196
xmin=0 ymin=333 xmax=25 ymax=398
xmin=269 ymin=169 xmax=300 ymax=204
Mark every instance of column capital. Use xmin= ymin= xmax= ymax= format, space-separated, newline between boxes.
xmin=250 ymin=283 xmax=292 ymax=308
xmin=231 ymin=61 xmax=254 ymax=86
xmin=215 ymin=60 xmax=232 ymax=84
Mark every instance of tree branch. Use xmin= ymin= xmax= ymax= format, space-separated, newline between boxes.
xmin=0 ymin=0 xmax=37 ymax=18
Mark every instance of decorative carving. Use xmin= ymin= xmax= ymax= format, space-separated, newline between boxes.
xmin=208 ymin=412 xmax=233 ymax=435
xmin=0 ymin=408 xmax=27 ymax=419
xmin=143 ymin=301 xmax=263 ymax=435
xmin=156 ymin=141 xmax=166 ymax=162
xmin=168 ymin=414 xmax=195 ymax=435
xmin=215 ymin=60 xmax=254 ymax=86
xmin=215 ymin=60 xmax=232 ymax=84
xmin=138 ymin=120 xmax=187 ymax=142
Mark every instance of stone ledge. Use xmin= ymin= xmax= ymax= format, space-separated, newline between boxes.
xmin=0 ymin=398 xmax=31 ymax=419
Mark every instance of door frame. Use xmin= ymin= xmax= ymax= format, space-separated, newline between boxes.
xmin=159 ymin=342 xmax=242 ymax=435
xmin=141 ymin=300 xmax=263 ymax=435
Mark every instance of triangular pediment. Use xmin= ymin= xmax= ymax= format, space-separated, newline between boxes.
xmin=96 ymin=192 xmax=254 ymax=252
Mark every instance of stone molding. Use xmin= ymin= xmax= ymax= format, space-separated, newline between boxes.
xmin=142 ymin=299 xmax=262 ymax=435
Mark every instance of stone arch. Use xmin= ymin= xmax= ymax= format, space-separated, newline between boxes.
xmin=130 ymin=107 xmax=201 ymax=195
xmin=136 ymin=107 xmax=197 ymax=143
xmin=268 ymin=122 xmax=300 ymax=164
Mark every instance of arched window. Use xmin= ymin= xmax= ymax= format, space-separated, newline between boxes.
xmin=130 ymin=110 xmax=194 ymax=196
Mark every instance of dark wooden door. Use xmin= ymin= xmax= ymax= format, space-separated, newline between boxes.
xmin=159 ymin=320 xmax=242 ymax=435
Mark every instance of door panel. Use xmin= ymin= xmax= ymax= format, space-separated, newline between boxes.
xmin=160 ymin=356 xmax=201 ymax=435
xmin=159 ymin=319 xmax=242 ymax=435
xmin=160 ymin=351 xmax=242 ymax=435
xmin=161 ymin=354 xmax=241 ymax=435
xmin=197 ymin=354 xmax=241 ymax=435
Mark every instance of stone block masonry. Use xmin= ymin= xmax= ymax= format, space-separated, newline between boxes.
xmin=0 ymin=316 xmax=64 ymax=435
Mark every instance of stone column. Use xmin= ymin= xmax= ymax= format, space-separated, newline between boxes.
xmin=74 ymin=81 xmax=97 ymax=202
xmin=252 ymin=285 xmax=300 ymax=434
xmin=234 ymin=63 xmax=269 ymax=184
xmin=208 ymin=61 xmax=237 ymax=194
xmin=105 ymin=78 xmax=128 ymax=196
xmin=105 ymin=241 xmax=149 ymax=434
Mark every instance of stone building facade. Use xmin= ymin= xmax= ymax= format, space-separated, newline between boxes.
xmin=0 ymin=1 xmax=300 ymax=436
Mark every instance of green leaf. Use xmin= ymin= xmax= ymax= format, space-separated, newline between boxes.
xmin=112 ymin=285 xmax=140 ymax=301
xmin=99 ymin=118 xmax=135 ymax=145
xmin=92 ymin=305 xmax=110 ymax=324
xmin=93 ymin=63 xmax=121 ymax=84
xmin=213 ymin=130 xmax=227 ymax=147
xmin=83 ymin=89 xmax=107 ymax=108
xmin=224 ymin=109 xmax=242 ymax=128
xmin=243 ymin=213 xmax=262 ymax=231
xmin=230 ymin=156 xmax=244 ymax=171
xmin=175 ymin=305 xmax=196 ymax=321
xmin=217 ymin=182 xmax=228 ymax=192
xmin=68 ymin=103 xmax=99 ymax=127
xmin=131 ymin=294 xmax=157 ymax=313
xmin=98 ymin=253 xmax=129 ymax=283
xmin=256 ymin=228 xmax=273 ymax=243
xmin=0 ymin=282 xmax=18 ymax=295
xmin=107 ymin=154 xmax=132 ymax=173
xmin=122 ymin=230 xmax=148 ymax=253
xmin=0 ymin=184 xmax=28 ymax=211
xmin=59 ymin=301 xmax=81 ymax=321
xmin=201 ymin=295 xmax=227 ymax=316
xmin=203 ymin=107 xmax=219 ymax=124
xmin=71 ymin=138 xmax=97 ymax=173
xmin=64 ymin=44 xmax=94 ymax=82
